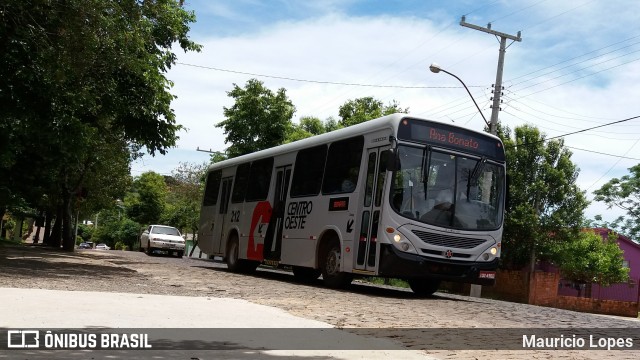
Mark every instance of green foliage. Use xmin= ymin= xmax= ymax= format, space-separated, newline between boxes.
xmin=210 ymin=152 xmax=228 ymax=164
xmin=285 ymin=116 xmax=340 ymax=143
xmin=92 ymin=215 xmax=141 ymax=250
xmin=338 ymin=97 xmax=408 ymax=127
xmin=364 ymin=277 xmax=410 ymax=288
xmin=126 ymin=172 xmax=168 ymax=225
xmin=217 ymin=79 xmax=296 ymax=157
xmin=114 ymin=241 xmax=127 ymax=251
xmin=499 ymin=124 xmax=588 ymax=269
xmin=593 ymin=164 xmax=640 ymax=242
xmin=0 ymin=0 xmax=200 ymax=250
xmin=76 ymin=223 xmax=93 ymax=242
xmin=550 ymin=231 xmax=629 ymax=286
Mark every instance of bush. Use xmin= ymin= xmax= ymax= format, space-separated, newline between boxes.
xmin=92 ymin=213 xmax=141 ymax=250
xmin=114 ymin=241 xmax=128 ymax=251
xmin=77 ymin=224 xmax=93 ymax=242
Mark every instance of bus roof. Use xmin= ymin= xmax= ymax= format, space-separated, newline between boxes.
xmin=207 ymin=113 xmax=502 ymax=171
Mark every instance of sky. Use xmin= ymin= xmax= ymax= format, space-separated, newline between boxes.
xmin=131 ymin=0 xmax=640 ymax=223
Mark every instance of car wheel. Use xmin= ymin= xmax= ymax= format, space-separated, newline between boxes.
xmin=145 ymin=242 xmax=154 ymax=256
xmin=177 ymin=251 xmax=184 ymax=258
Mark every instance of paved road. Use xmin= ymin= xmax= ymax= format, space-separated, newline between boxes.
xmin=1 ymin=245 xmax=639 ymax=359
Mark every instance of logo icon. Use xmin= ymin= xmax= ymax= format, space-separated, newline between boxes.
xmin=444 ymin=250 xmax=453 ymax=258
xmin=7 ymin=330 xmax=40 ymax=348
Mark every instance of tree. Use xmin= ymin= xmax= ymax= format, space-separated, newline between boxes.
xmin=126 ymin=172 xmax=168 ymax=225
xmin=499 ymin=124 xmax=589 ymax=270
xmin=551 ymin=230 xmax=629 ymax=296
xmin=285 ymin=116 xmax=335 ymax=143
xmin=0 ymin=0 xmax=200 ymax=250
xmin=217 ymin=79 xmax=296 ymax=157
xmin=593 ymin=164 xmax=640 ymax=242
xmin=164 ymin=162 xmax=208 ymax=238
xmin=338 ymin=97 xmax=409 ymax=127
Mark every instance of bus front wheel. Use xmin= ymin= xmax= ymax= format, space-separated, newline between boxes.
xmin=408 ymin=279 xmax=441 ymax=297
xmin=319 ymin=239 xmax=352 ymax=288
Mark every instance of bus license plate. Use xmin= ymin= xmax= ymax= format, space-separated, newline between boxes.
xmin=479 ymin=271 xmax=496 ymax=279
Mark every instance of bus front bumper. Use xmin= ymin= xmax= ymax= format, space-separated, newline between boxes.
xmin=378 ymin=244 xmax=499 ymax=286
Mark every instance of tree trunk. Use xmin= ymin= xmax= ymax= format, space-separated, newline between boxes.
xmin=61 ymin=193 xmax=75 ymax=251
xmin=0 ymin=207 xmax=6 ymax=238
xmin=43 ymin=210 xmax=53 ymax=245
xmin=49 ymin=205 xmax=63 ymax=247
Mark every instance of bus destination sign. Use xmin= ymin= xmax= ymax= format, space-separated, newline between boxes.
xmin=398 ymin=118 xmax=505 ymax=161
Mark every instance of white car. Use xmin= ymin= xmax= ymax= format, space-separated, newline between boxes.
xmin=95 ymin=243 xmax=110 ymax=250
xmin=140 ymin=225 xmax=185 ymax=257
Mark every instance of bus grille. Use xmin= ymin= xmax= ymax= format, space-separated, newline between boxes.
xmin=411 ymin=230 xmax=487 ymax=249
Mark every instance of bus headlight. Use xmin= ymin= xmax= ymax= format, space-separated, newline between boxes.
xmin=387 ymin=229 xmax=416 ymax=254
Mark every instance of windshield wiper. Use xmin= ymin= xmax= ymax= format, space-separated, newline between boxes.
xmin=467 ymin=157 xmax=487 ymax=198
xmin=421 ymin=146 xmax=431 ymax=200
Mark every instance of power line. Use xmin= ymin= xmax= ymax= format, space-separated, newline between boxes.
xmin=566 ymin=145 xmax=640 ymax=161
xmin=514 ymin=55 xmax=640 ymax=99
xmin=505 ymin=114 xmax=640 ymax=148
xmin=507 ymin=34 xmax=640 ymax=84
xmin=503 ymin=101 xmax=640 ymax=136
xmin=488 ymin=0 xmax=548 ymax=24
xmin=509 ymin=47 xmax=640 ymax=94
xmin=176 ymin=62 xmax=483 ymax=89
xmin=585 ymin=138 xmax=640 ymax=191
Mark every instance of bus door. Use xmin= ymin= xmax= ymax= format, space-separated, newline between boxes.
xmin=355 ymin=147 xmax=389 ymax=272
xmin=213 ymin=177 xmax=233 ymax=255
xmin=263 ymin=165 xmax=292 ymax=261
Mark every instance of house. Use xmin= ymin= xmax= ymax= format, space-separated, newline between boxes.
xmin=558 ymin=228 xmax=640 ymax=302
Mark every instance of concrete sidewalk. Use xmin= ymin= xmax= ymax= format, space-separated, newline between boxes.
xmin=0 ymin=287 xmax=435 ymax=360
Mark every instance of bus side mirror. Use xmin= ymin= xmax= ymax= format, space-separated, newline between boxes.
xmin=386 ymin=148 xmax=400 ymax=171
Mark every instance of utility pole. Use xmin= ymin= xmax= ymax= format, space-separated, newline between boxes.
xmin=460 ymin=16 xmax=522 ymax=134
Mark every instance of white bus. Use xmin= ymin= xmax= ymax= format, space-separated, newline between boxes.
xmin=197 ymin=113 xmax=506 ymax=296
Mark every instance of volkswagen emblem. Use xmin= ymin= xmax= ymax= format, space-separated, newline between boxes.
xmin=444 ymin=250 xmax=453 ymax=258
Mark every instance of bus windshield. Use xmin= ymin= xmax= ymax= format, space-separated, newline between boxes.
xmin=391 ymin=145 xmax=504 ymax=230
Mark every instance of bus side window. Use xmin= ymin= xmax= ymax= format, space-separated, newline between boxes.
xmin=231 ymin=163 xmax=251 ymax=203
xmin=290 ymin=145 xmax=327 ymax=197
xmin=246 ymin=157 xmax=273 ymax=202
xmin=203 ymin=170 xmax=222 ymax=206
xmin=322 ymin=136 xmax=364 ymax=194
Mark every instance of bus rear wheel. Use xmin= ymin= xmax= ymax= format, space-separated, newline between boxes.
xmin=226 ymin=235 xmax=259 ymax=273
xmin=408 ymin=279 xmax=441 ymax=297
xmin=292 ymin=266 xmax=321 ymax=283
xmin=226 ymin=235 xmax=242 ymax=272
xmin=319 ymin=239 xmax=352 ymax=288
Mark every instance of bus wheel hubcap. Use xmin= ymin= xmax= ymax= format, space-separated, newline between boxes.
xmin=326 ymin=248 xmax=340 ymax=275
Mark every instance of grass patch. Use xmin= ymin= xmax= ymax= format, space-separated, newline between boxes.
xmin=0 ymin=237 xmax=24 ymax=247
xmin=363 ymin=277 xmax=410 ymax=288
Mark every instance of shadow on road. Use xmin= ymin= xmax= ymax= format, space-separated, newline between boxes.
xmin=191 ymin=262 xmax=460 ymax=301
xmin=0 ymin=245 xmax=137 ymax=281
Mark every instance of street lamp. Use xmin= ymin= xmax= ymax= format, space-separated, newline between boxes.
xmin=429 ymin=63 xmax=491 ymax=131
